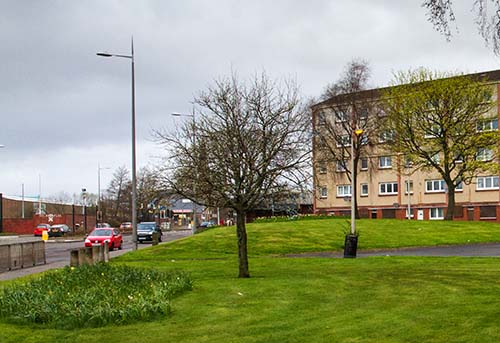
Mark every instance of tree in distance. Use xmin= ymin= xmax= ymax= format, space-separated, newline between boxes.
xmin=423 ymin=0 xmax=500 ymax=54
xmin=155 ymin=72 xmax=310 ymax=278
xmin=316 ymin=59 xmax=382 ymax=219
xmin=383 ymin=69 xmax=499 ymax=220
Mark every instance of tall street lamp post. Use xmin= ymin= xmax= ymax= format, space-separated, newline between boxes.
xmin=344 ymin=128 xmax=363 ymax=258
xmin=97 ymin=163 xmax=110 ymax=223
xmin=171 ymin=111 xmax=197 ymax=232
xmin=97 ymin=37 xmax=138 ymax=250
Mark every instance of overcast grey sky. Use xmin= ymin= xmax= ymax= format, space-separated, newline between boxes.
xmin=1 ymin=0 xmax=499 ymax=199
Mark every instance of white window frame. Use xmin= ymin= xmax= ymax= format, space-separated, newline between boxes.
xmin=318 ymin=162 xmax=327 ymax=174
xmin=335 ymin=110 xmax=349 ymax=123
xmin=379 ymin=182 xmax=398 ymax=195
xmin=320 ymin=186 xmax=328 ymax=198
xmin=360 ymin=157 xmax=368 ymax=171
xmin=430 ymin=208 xmax=444 ymax=220
xmin=431 ymin=153 xmax=440 ymax=164
xmin=477 ymin=176 xmax=499 ymax=190
xmin=425 ymin=179 xmax=446 ymax=193
xmin=335 ymin=160 xmax=347 ymax=172
xmin=336 ymin=135 xmax=351 ymax=147
xmin=378 ymin=130 xmax=395 ymax=143
xmin=379 ymin=156 xmax=392 ymax=169
xmin=337 ymin=184 xmax=352 ymax=197
xmin=360 ymin=183 xmax=368 ymax=197
xmin=476 ymin=148 xmax=493 ymax=162
xmin=404 ymin=180 xmax=414 ymax=194
xmin=477 ymin=118 xmax=498 ymax=132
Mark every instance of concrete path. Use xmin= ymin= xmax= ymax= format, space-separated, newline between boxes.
xmin=286 ymin=243 xmax=500 ymax=258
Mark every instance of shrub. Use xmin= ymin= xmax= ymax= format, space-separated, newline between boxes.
xmin=0 ymin=263 xmax=192 ymax=329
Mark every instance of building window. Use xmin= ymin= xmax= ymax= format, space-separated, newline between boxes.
xmin=477 ymin=118 xmax=498 ymax=132
xmin=318 ymin=162 xmax=327 ymax=174
xmin=361 ymin=157 xmax=368 ymax=171
xmin=454 ymin=152 xmax=464 ymax=163
xmin=317 ymin=111 xmax=326 ymax=126
xmin=359 ymin=108 xmax=369 ymax=120
xmin=430 ymin=208 xmax=444 ymax=220
xmin=378 ymin=130 xmax=395 ymax=143
xmin=426 ymin=179 xmax=446 ymax=193
xmin=480 ymin=206 xmax=497 ymax=219
xmin=456 ymin=180 xmax=463 ymax=192
xmin=360 ymin=134 xmax=369 ymax=145
xmin=379 ymin=182 xmax=398 ymax=195
xmin=404 ymin=180 xmax=414 ymax=194
xmin=335 ymin=110 xmax=349 ymax=123
xmin=476 ymin=148 xmax=493 ymax=162
xmin=406 ymin=208 xmax=414 ymax=219
xmin=337 ymin=184 xmax=352 ymax=197
xmin=336 ymin=160 xmax=347 ymax=172
xmin=431 ymin=153 xmax=440 ymax=164
xmin=360 ymin=183 xmax=368 ymax=196
xmin=320 ymin=186 xmax=328 ymax=198
xmin=336 ymin=135 xmax=351 ymax=147
xmin=404 ymin=156 xmax=413 ymax=168
xmin=379 ymin=156 xmax=392 ymax=169
xmin=477 ymin=176 xmax=499 ymax=190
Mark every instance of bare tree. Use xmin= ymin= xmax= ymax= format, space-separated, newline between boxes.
xmin=423 ymin=0 xmax=500 ymax=54
xmin=136 ymin=167 xmax=162 ymax=222
xmin=106 ymin=166 xmax=131 ymax=223
xmin=383 ymin=68 xmax=499 ymax=220
xmin=155 ymin=72 xmax=310 ymax=278
xmin=314 ymin=59 xmax=382 ymax=219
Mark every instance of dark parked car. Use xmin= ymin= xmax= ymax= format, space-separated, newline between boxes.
xmin=137 ymin=222 xmax=162 ymax=243
xmin=198 ymin=221 xmax=215 ymax=228
xmin=50 ymin=224 xmax=71 ymax=236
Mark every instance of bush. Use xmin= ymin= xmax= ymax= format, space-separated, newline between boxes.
xmin=0 ymin=264 xmax=192 ymax=329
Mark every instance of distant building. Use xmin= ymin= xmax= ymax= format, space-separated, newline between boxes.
xmin=312 ymin=69 xmax=500 ymax=221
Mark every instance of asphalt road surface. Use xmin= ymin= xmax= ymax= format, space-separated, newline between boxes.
xmin=0 ymin=230 xmax=192 ymax=281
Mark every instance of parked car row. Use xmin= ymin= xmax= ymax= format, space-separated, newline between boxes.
xmin=33 ymin=223 xmax=71 ymax=237
xmin=83 ymin=221 xmax=162 ymax=250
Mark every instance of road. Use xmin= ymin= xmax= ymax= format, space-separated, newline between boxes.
xmin=0 ymin=230 xmax=192 ymax=281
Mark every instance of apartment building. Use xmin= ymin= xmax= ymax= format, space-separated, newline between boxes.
xmin=312 ymin=69 xmax=500 ymax=221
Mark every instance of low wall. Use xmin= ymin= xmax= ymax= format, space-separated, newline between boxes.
xmin=0 ymin=240 xmax=46 ymax=272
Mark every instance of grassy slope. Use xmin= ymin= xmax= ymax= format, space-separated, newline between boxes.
xmin=2 ymin=218 xmax=500 ymax=342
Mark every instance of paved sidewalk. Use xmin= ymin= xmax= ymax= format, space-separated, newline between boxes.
xmin=286 ymin=242 xmax=500 ymax=258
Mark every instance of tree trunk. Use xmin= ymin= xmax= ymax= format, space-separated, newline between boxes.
xmin=445 ymin=185 xmax=455 ymax=221
xmin=236 ymin=210 xmax=250 ymax=278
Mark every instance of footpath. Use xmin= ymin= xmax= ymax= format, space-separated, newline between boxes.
xmin=0 ymin=230 xmax=192 ymax=281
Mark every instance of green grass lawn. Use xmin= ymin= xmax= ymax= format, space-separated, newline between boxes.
xmin=2 ymin=218 xmax=500 ymax=342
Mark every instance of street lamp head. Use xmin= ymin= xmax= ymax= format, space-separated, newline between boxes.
xmin=0 ymin=145 xmax=5 ymax=148
xmin=96 ymin=52 xmax=113 ymax=57
xmin=172 ymin=112 xmax=194 ymax=118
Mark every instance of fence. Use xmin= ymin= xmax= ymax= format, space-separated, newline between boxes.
xmin=0 ymin=239 xmax=46 ymax=272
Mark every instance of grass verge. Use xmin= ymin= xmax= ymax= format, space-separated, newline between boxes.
xmin=2 ymin=218 xmax=500 ymax=342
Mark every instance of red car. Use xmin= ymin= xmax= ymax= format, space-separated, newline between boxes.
xmin=34 ymin=223 xmax=51 ymax=236
xmin=84 ymin=228 xmax=123 ymax=251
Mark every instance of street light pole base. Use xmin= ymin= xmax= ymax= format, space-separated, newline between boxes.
xmin=343 ymin=234 xmax=358 ymax=258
